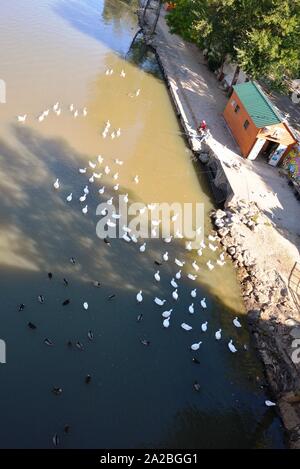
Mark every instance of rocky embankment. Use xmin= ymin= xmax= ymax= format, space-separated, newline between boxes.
xmin=211 ymin=202 xmax=300 ymax=448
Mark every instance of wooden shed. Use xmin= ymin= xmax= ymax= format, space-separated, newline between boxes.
xmin=223 ymin=81 xmax=296 ymax=166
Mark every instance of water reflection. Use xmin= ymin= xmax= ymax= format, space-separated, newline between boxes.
xmin=0 ymin=0 xmax=285 ymax=448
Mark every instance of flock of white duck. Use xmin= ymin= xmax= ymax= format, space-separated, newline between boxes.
xmin=17 ymin=67 xmax=277 ymax=408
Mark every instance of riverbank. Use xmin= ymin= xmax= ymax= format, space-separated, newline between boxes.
xmin=138 ymin=1 xmax=300 ymax=448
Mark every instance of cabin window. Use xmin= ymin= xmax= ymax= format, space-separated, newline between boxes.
xmin=234 ymin=104 xmax=240 ymax=113
xmin=244 ymin=119 xmax=250 ymax=129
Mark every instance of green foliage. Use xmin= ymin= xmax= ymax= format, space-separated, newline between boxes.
xmin=166 ymin=0 xmax=300 ymax=85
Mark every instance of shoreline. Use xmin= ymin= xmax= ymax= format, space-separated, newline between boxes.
xmin=137 ymin=1 xmax=300 ymax=448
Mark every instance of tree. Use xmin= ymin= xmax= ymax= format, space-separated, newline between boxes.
xmin=166 ymin=0 xmax=300 ymax=85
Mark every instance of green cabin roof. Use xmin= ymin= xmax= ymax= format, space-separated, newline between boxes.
xmin=233 ymin=81 xmax=282 ymax=128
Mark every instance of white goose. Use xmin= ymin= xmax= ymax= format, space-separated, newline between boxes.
xmin=181 ymin=323 xmax=192 ymax=331
xmin=53 ymin=102 xmax=59 ymax=111
xmin=154 ymin=271 xmax=160 ymax=282
xmin=209 ymin=243 xmax=218 ymax=252
xmin=93 ymin=172 xmax=102 ymax=179
xmin=79 ymin=194 xmax=86 ymax=202
xmin=200 ymin=298 xmax=207 ymax=309
xmin=89 ymin=161 xmax=96 ymax=169
xmin=189 ymin=303 xmax=194 ymax=314
xmin=191 ymin=289 xmax=197 ymax=298
xmin=162 ymin=309 xmax=172 ymax=318
xmin=116 ymin=128 xmax=121 ymax=137
xmin=217 ymin=259 xmax=226 ymax=266
xmin=83 ymin=186 xmax=89 ymax=195
xmin=83 ymin=302 xmax=88 ymax=310
xmin=215 ymin=329 xmax=222 ymax=340
xmin=104 ymin=165 xmax=110 ymax=175
xmin=197 ymin=249 xmax=203 ymax=257
xmin=123 ymin=193 xmax=129 ymax=203
xmin=89 ymin=176 xmax=94 ymax=183
xmin=113 ymin=172 xmax=119 ymax=180
xmin=200 ymin=240 xmax=206 ymax=249
xmin=130 ymin=234 xmax=138 ymax=243
xmin=208 ymin=234 xmax=218 ymax=242
xmin=101 ymin=208 xmax=107 ymax=216
xmin=154 ymin=297 xmax=166 ymax=306
xmin=175 ymin=270 xmax=182 ymax=280
xmin=186 ymin=241 xmax=192 ymax=251
xmin=192 ymin=261 xmax=199 ymax=271
xmin=97 ymin=155 xmax=104 ymax=164
xmin=113 ymin=184 xmax=119 ymax=191
xmin=201 ymin=321 xmax=208 ymax=332
xmin=79 ymin=168 xmax=87 ymax=174
xmin=163 ymin=252 xmax=169 ymax=261
xmin=120 ymin=70 xmax=126 ymax=78
xmin=82 ymin=205 xmax=88 ymax=214
xmin=133 ymin=175 xmax=139 ymax=184
xmin=170 ymin=278 xmax=178 ymax=288
xmin=99 ymin=186 xmax=105 ymax=194
xmin=122 ymin=233 xmax=131 ymax=242
xmin=136 ymin=290 xmax=143 ymax=303
xmin=115 ymin=158 xmax=123 ymax=165
xmin=107 ymin=197 xmax=113 ymax=205
xmin=191 ymin=341 xmax=202 ymax=350
xmin=228 ymin=339 xmax=237 ymax=353
xmin=82 ymin=107 xmax=87 ymax=117
xmin=164 ymin=236 xmax=172 ymax=243
xmin=53 ymin=178 xmax=60 ymax=190
xmin=66 ymin=193 xmax=72 ymax=202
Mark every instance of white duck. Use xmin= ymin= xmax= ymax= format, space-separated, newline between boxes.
xmin=53 ymin=102 xmax=59 ymax=111
xmin=215 ymin=329 xmax=222 ymax=340
xmin=175 ymin=259 xmax=185 ymax=267
xmin=139 ymin=242 xmax=146 ymax=252
xmin=164 ymin=236 xmax=172 ymax=243
xmin=201 ymin=321 xmax=208 ymax=332
xmin=113 ymin=184 xmax=119 ymax=191
xmin=99 ymin=186 xmax=105 ymax=194
xmin=123 ymin=193 xmax=129 ymax=203
xmin=113 ymin=172 xmax=119 ymax=180
xmin=233 ymin=317 xmax=242 ymax=328
xmin=192 ymin=261 xmax=199 ymax=271
xmin=172 ymin=289 xmax=178 ymax=301
xmin=162 ymin=309 xmax=173 ymax=318
xmin=79 ymin=168 xmax=87 ymax=174
xmin=82 ymin=107 xmax=87 ymax=117
xmin=163 ymin=252 xmax=169 ymax=262
xmin=163 ymin=318 xmax=170 ymax=328
xmin=191 ymin=341 xmax=202 ymax=351
xmin=170 ymin=278 xmax=178 ymax=288
xmin=200 ymin=298 xmax=207 ymax=309
xmin=207 ymin=260 xmax=214 ymax=271
xmin=265 ymin=400 xmax=276 ymax=407
xmin=53 ymin=178 xmax=59 ymax=190
xmin=107 ymin=197 xmax=113 ymax=205
xmin=82 ymin=205 xmax=88 ymax=214
xmin=83 ymin=302 xmax=88 ymax=310
xmin=187 ymin=274 xmax=197 ymax=281
xmin=97 ymin=155 xmax=104 ymax=164
xmin=191 ymin=289 xmax=197 ymax=298
xmin=130 ymin=234 xmax=138 ymax=243
xmin=89 ymin=161 xmax=96 ymax=169
xmin=83 ymin=186 xmax=89 ymax=195
xmin=186 ymin=241 xmax=192 ymax=251
xmin=116 ymin=128 xmax=121 ymax=137
xmin=208 ymin=234 xmax=218 ymax=242
xmin=175 ymin=270 xmax=182 ymax=280
xmin=209 ymin=243 xmax=218 ymax=252
xmin=66 ymin=193 xmax=72 ymax=202
xmin=122 ymin=233 xmax=131 ymax=242
xmin=104 ymin=165 xmax=110 ymax=175
xmin=79 ymin=194 xmax=87 ymax=203
xmin=154 ymin=297 xmax=166 ymax=306
xmin=228 ymin=339 xmax=237 ymax=353
xmin=154 ymin=271 xmax=160 ymax=282
xmin=136 ymin=291 xmax=143 ymax=303
xmin=17 ymin=114 xmax=27 ymax=122
xmin=189 ymin=303 xmax=194 ymax=314
xmin=133 ymin=175 xmax=139 ymax=184
xmin=115 ymin=158 xmax=123 ymax=165
xmin=181 ymin=323 xmax=192 ymax=331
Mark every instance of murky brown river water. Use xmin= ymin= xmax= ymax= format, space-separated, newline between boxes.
xmin=0 ymin=0 xmax=285 ymax=448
